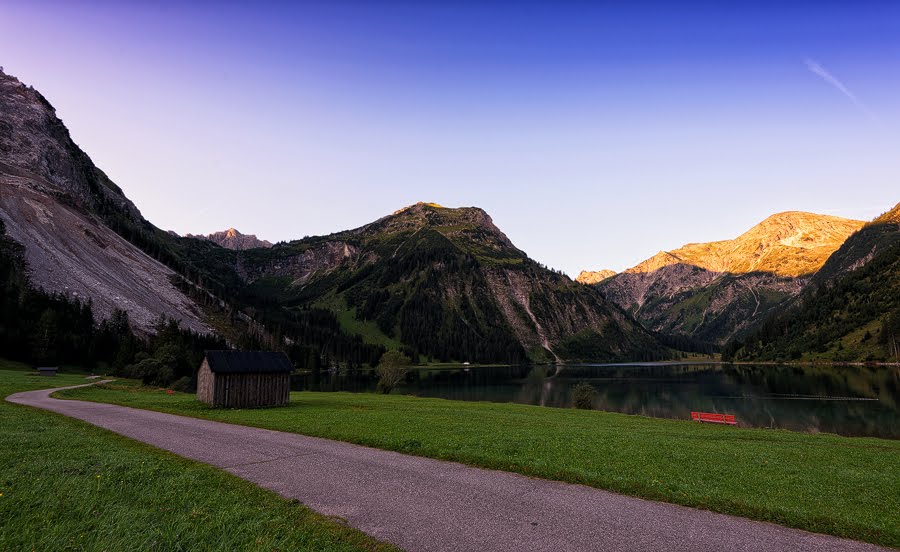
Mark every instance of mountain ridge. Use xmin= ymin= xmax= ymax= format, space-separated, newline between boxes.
xmin=576 ymin=269 xmax=617 ymax=285
xmin=186 ymin=228 xmax=273 ymax=250
xmin=232 ymin=201 xmax=666 ymax=362
xmin=0 ymin=69 xmax=210 ymax=334
xmin=0 ymin=69 xmax=665 ymax=363
xmin=584 ymin=211 xmax=864 ymax=345
xmin=620 ymin=211 xmax=863 ymax=278
xmin=724 ymin=203 xmax=900 ymax=362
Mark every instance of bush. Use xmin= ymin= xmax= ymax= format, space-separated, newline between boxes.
xmin=375 ymin=350 xmax=411 ymax=394
xmin=170 ymin=376 xmax=194 ymax=393
xmin=122 ymin=357 xmax=174 ymax=387
xmin=572 ymin=381 xmax=596 ymax=410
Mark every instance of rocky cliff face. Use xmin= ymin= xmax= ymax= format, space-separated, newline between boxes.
xmin=585 ymin=212 xmax=863 ymax=344
xmin=575 ymin=269 xmax=616 ymax=285
xmin=0 ymin=69 xmax=210 ymax=334
xmin=187 ymin=228 xmax=273 ymax=250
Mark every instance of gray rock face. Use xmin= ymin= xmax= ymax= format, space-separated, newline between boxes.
xmin=245 ymin=240 xmax=361 ymax=285
xmin=0 ymin=69 xmax=210 ymax=334
xmin=0 ymin=72 xmax=140 ymax=219
xmin=186 ymin=228 xmax=272 ymax=250
xmin=600 ymin=266 xmax=804 ymax=343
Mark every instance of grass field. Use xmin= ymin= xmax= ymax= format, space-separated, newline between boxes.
xmin=58 ymin=380 xmax=900 ymax=548
xmin=314 ymin=293 xmax=404 ymax=350
xmin=0 ymin=363 xmax=396 ymax=552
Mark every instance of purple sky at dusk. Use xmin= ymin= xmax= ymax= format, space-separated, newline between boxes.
xmin=1 ymin=0 xmax=899 ymax=274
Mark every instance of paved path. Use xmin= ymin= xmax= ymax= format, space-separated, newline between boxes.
xmin=7 ymin=384 xmax=890 ymax=552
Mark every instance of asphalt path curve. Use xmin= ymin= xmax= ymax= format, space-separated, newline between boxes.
xmin=7 ymin=383 xmax=890 ymax=552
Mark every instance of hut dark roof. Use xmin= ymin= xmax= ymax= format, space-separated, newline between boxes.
xmin=204 ymin=351 xmax=294 ymax=374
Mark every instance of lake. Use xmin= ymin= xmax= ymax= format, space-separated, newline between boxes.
xmin=296 ymin=363 xmax=900 ymax=439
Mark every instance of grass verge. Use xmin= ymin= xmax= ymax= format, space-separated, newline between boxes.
xmin=58 ymin=379 xmax=900 ymax=548
xmin=0 ymin=363 xmax=395 ymax=552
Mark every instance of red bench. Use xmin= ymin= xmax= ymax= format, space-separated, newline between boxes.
xmin=691 ymin=411 xmax=737 ymax=425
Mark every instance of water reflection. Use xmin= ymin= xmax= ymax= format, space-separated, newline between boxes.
xmin=295 ymin=363 xmax=900 ymax=439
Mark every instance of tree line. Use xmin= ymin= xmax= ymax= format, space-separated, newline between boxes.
xmin=1 ymin=219 xmax=225 ymax=388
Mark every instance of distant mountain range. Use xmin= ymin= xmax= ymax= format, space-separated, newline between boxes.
xmin=579 ymin=212 xmax=864 ymax=345
xmin=0 ymin=69 xmax=663 ymax=364
xmin=1 ymin=67 xmax=896 ymax=364
xmin=186 ymin=228 xmax=272 ymax=250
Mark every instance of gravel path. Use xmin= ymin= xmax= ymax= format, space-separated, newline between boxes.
xmin=7 ymin=384 xmax=890 ymax=552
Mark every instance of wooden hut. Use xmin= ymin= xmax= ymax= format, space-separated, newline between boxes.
xmin=197 ymin=351 xmax=293 ymax=408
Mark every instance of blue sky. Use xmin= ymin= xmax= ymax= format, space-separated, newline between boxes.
xmin=1 ymin=1 xmax=898 ymax=275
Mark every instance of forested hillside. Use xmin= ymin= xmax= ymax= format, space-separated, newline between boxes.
xmin=0 ymin=218 xmax=225 ymax=387
xmin=229 ymin=203 xmax=668 ymax=364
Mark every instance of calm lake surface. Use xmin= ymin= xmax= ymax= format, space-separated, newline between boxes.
xmin=296 ymin=363 xmax=900 ymax=439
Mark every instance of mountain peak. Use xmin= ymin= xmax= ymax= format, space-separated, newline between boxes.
xmin=370 ymin=202 xmax=496 ymax=232
xmin=346 ymin=203 xmax=522 ymax=264
xmin=612 ymin=211 xmax=864 ymax=278
xmin=873 ymin=202 xmax=900 ymax=225
xmin=743 ymin=211 xmax=862 ymax=239
xmin=392 ymin=201 xmax=446 ymax=215
xmin=188 ymin=229 xmax=273 ymax=250
xmin=575 ymin=269 xmax=617 ymax=284
xmin=583 ymin=210 xmax=868 ymax=345
xmin=762 ymin=210 xmax=819 ymax=220
xmin=0 ymin=68 xmax=142 ymax=221
xmin=382 ymin=202 xmax=497 ymax=228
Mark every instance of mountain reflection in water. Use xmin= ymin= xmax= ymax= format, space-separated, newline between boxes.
xmin=296 ymin=363 xmax=900 ymax=439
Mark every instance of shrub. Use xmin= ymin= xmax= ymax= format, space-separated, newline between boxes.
xmin=572 ymin=381 xmax=596 ymax=410
xmin=170 ymin=376 xmax=194 ymax=393
xmin=375 ymin=350 xmax=411 ymax=394
xmin=122 ymin=357 xmax=175 ymax=387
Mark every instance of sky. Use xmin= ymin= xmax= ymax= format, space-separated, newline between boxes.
xmin=1 ymin=0 xmax=899 ymax=276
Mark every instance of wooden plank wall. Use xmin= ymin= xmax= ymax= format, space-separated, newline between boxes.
xmin=196 ymin=361 xmax=214 ymax=404
xmin=213 ymin=373 xmax=290 ymax=408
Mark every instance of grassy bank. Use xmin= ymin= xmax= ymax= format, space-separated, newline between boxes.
xmin=58 ymin=380 xmax=900 ymax=548
xmin=0 ymin=363 xmax=395 ymax=552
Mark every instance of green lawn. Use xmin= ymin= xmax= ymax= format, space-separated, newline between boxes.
xmin=0 ymin=363 xmax=395 ymax=552
xmin=58 ymin=380 xmax=900 ymax=548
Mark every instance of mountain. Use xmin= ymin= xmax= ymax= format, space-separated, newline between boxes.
xmin=583 ymin=212 xmax=864 ymax=345
xmin=0 ymin=69 xmax=664 ymax=364
xmin=0 ymin=69 xmax=397 ymax=367
xmin=805 ymin=203 xmax=900 ymax=288
xmin=186 ymin=228 xmax=272 ymax=250
xmin=725 ymin=203 xmax=900 ymax=362
xmin=229 ymin=202 xmax=667 ymax=363
xmin=0 ymin=69 xmax=209 ymax=334
xmin=576 ymin=269 xmax=616 ymax=285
